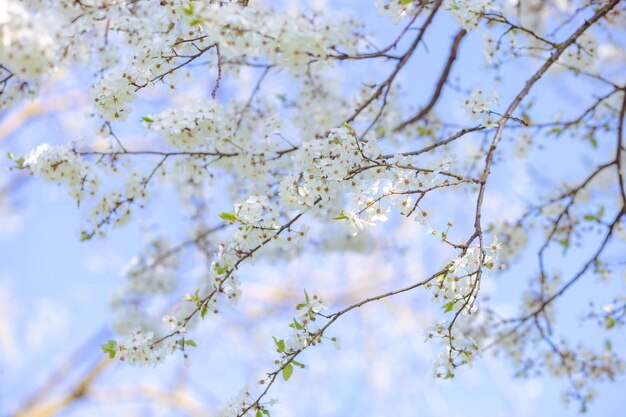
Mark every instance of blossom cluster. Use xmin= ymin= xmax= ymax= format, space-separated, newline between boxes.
xmin=23 ymin=144 xmax=98 ymax=202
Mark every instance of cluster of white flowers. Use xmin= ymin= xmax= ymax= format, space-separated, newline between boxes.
xmin=429 ymin=323 xmax=479 ymax=378
xmin=215 ymin=387 xmax=270 ymax=417
xmin=559 ymin=32 xmax=598 ymax=71
xmin=92 ymin=75 xmax=138 ymax=121
xmin=176 ymin=1 xmax=357 ymax=72
xmin=428 ymin=236 xmax=503 ymax=319
xmin=0 ymin=0 xmax=55 ymax=84
xmin=24 ymin=144 xmax=98 ymax=202
xmin=461 ymin=88 xmax=498 ymax=124
xmin=513 ymin=130 xmax=533 ymax=158
xmin=494 ymin=222 xmax=529 ymax=263
xmin=279 ymin=291 xmax=332 ymax=358
xmin=117 ymin=327 xmax=159 ymax=366
xmin=145 ymin=101 xmax=230 ymax=150
xmin=279 ymin=127 xmax=381 ymax=219
xmin=121 ymin=237 xmax=178 ymax=295
xmin=296 ymin=291 xmax=328 ymax=328
xmin=375 ymin=0 xmax=421 ymax=24
xmin=117 ymin=312 xmax=192 ymax=367
xmin=162 ymin=314 xmax=186 ymax=335
xmin=203 ymin=246 xmax=243 ymax=309
xmin=447 ymin=0 xmax=494 ymax=31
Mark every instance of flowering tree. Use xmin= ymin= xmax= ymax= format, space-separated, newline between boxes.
xmin=3 ymin=0 xmax=626 ymax=415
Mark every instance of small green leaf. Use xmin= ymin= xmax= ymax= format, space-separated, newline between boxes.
xmin=546 ymin=127 xmax=563 ymax=137
xmin=605 ymin=316 xmax=616 ymax=329
xmin=291 ymin=360 xmax=305 ymax=368
xmin=590 ymin=137 xmax=598 ymax=148
xmin=292 ymin=318 xmax=302 ymax=330
xmin=442 ymin=301 xmax=455 ymax=313
xmin=7 ymin=152 xmax=26 ymax=170
xmin=282 ymin=363 xmax=294 ymax=381
xmin=200 ymin=306 xmax=208 ymax=318
xmin=417 ymin=126 xmax=430 ymax=137
xmin=219 ymin=212 xmax=238 ymax=222
xmin=262 ymin=410 xmax=270 ymax=416
xmin=332 ymin=211 xmax=348 ymax=220
xmin=583 ymin=214 xmax=597 ymax=221
xmin=400 ymin=0 xmax=414 ymax=4
xmin=214 ymin=264 xmax=229 ymax=275
xmin=141 ymin=116 xmax=154 ymax=123
xmin=272 ymin=337 xmax=285 ymax=353
xmin=182 ymin=2 xmax=194 ymax=15
xmin=256 ymin=411 xmax=263 ymax=417
xmin=185 ymin=339 xmax=197 ymax=347
xmin=101 ymin=340 xmax=118 ymax=359
xmin=605 ymin=339 xmax=612 ymax=350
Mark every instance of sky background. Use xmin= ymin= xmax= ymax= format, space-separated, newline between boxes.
xmin=1 ymin=1 xmax=625 ymax=416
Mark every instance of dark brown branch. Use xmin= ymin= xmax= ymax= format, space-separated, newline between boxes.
xmin=395 ymin=29 xmax=467 ymax=132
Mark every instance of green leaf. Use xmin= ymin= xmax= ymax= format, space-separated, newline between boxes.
xmin=442 ymin=301 xmax=455 ymax=313
xmin=256 ymin=411 xmax=263 ymax=417
xmin=583 ymin=214 xmax=597 ymax=221
xmin=292 ymin=318 xmax=302 ymax=330
xmin=272 ymin=337 xmax=285 ymax=353
xmin=291 ymin=360 xmax=305 ymax=368
xmin=214 ymin=264 xmax=229 ymax=275
xmin=605 ymin=316 xmax=616 ymax=329
xmin=546 ymin=127 xmax=563 ymax=137
xmin=605 ymin=339 xmax=612 ymax=350
xmin=282 ymin=363 xmax=294 ymax=381
xmin=332 ymin=211 xmax=348 ymax=220
xmin=219 ymin=212 xmax=238 ymax=222
xmin=417 ymin=126 xmax=430 ymax=137
xmin=304 ymin=289 xmax=310 ymax=304
xmin=141 ymin=116 xmax=153 ymax=123
xmin=200 ymin=305 xmax=208 ymax=318
xmin=278 ymin=340 xmax=285 ymax=353
xmin=262 ymin=410 xmax=270 ymax=416
xmin=7 ymin=152 xmax=26 ymax=170
xmin=182 ymin=2 xmax=194 ymax=15
xmin=400 ymin=0 xmax=414 ymax=4
xmin=100 ymin=340 xmax=118 ymax=359
xmin=590 ymin=137 xmax=598 ymax=148
xmin=185 ymin=339 xmax=197 ymax=347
